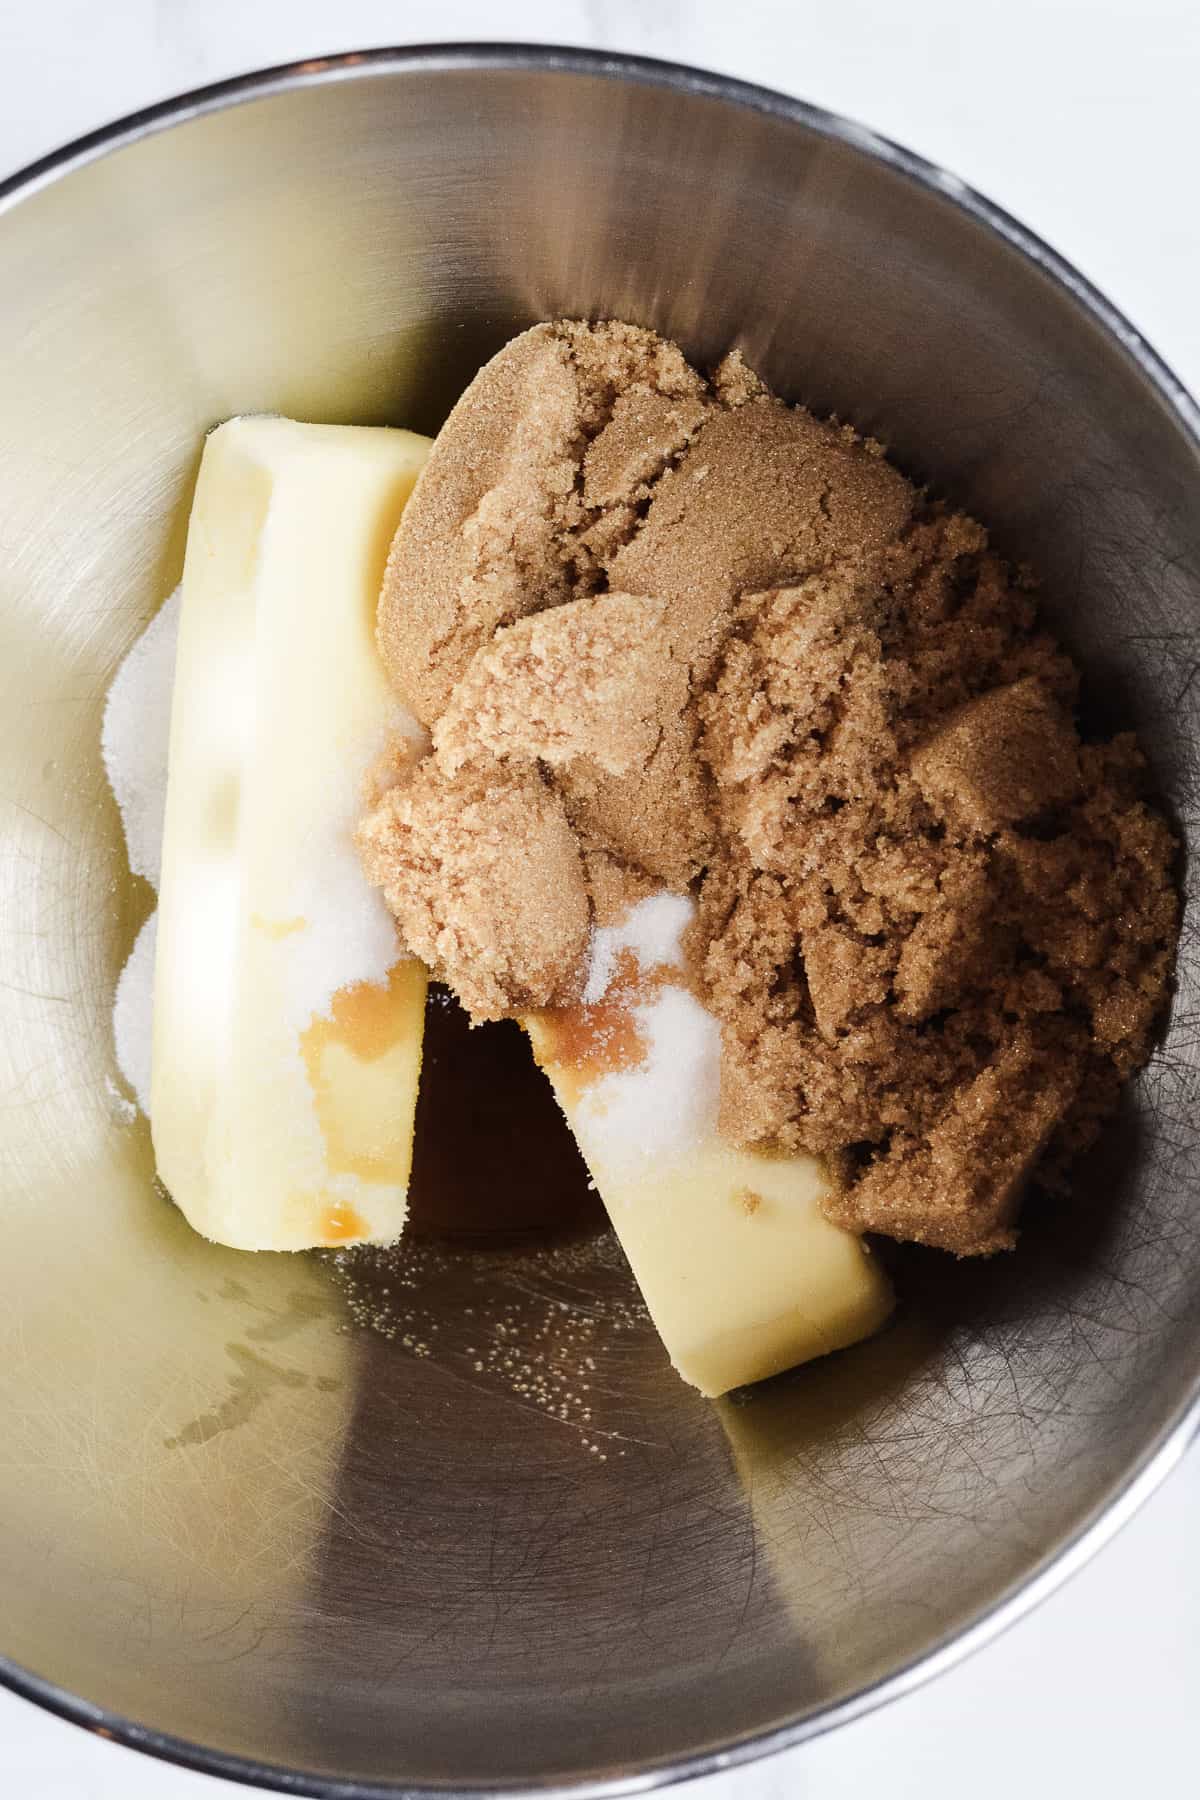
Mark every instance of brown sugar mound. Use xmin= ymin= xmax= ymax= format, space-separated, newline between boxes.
xmin=911 ymin=676 xmax=1082 ymax=833
xmin=363 ymin=320 xmax=1179 ymax=1254
xmin=697 ymin=522 xmax=1177 ymax=1253
xmin=823 ymin=1036 xmax=1082 ymax=1254
xmin=606 ymin=398 xmax=913 ymax=679
xmin=434 ymin=591 xmax=685 ymax=777
xmin=357 ymin=759 xmax=589 ymax=1021
xmin=377 ymin=321 xmax=708 ymax=723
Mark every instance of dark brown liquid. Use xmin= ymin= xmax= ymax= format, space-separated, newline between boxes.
xmin=406 ymin=986 xmax=605 ymax=1243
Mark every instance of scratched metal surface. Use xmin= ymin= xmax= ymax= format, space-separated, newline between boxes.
xmin=0 ymin=48 xmax=1197 ymax=1799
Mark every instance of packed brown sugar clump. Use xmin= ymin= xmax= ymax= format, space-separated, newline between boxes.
xmin=695 ymin=533 xmax=1177 ymax=1252
xmin=361 ymin=319 xmax=1178 ymax=1256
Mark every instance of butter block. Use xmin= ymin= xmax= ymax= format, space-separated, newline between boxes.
xmin=526 ymin=896 xmax=893 ymax=1396
xmin=152 ymin=417 xmax=432 ymax=1250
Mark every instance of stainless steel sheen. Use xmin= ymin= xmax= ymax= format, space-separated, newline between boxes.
xmin=0 ymin=45 xmax=1197 ymax=1800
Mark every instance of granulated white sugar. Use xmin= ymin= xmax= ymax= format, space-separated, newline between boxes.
xmin=104 ymin=594 xmax=178 ymax=1114
xmin=113 ymin=912 xmax=156 ymax=1113
xmin=104 ymin=1075 xmax=137 ymax=1125
xmin=582 ymin=891 xmax=692 ymax=1004
xmin=276 ymin=720 xmax=409 ymax=1040
xmin=575 ymin=984 xmax=722 ymax=1177
xmin=574 ymin=892 xmax=722 ymax=1175
xmin=102 ymin=587 xmax=179 ymax=889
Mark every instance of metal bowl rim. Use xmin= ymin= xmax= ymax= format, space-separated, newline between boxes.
xmin=1 ymin=39 xmax=1197 ymax=1800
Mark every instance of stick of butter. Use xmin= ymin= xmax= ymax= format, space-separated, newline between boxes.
xmin=152 ymin=417 xmax=431 ymax=1250
xmin=526 ymin=895 xmax=893 ymax=1395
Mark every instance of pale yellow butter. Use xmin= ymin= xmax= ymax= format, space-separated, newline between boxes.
xmin=527 ymin=895 xmax=893 ymax=1396
xmin=152 ymin=417 xmax=431 ymax=1250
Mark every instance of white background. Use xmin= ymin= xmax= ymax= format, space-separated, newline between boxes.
xmin=1 ymin=3 xmax=1198 ymax=1796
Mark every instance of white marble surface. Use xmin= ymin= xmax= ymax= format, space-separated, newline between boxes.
xmin=1 ymin=2 xmax=1198 ymax=1795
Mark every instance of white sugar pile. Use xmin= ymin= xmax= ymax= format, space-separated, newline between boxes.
xmin=274 ymin=719 xmax=411 ymax=1040
xmin=112 ymin=914 xmax=157 ymax=1113
xmin=102 ymin=587 xmax=179 ymax=888
xmin=103 ymin=589 xmax=179 ymax=1113
xmin=582 ymin=890 xmax=693 ymax=1005
xmin=574 ymin=894 xmax=722 ymax=1176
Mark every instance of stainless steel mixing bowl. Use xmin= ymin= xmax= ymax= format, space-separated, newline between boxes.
xmin=0 ymin=44 xmax=1197 ymax=1799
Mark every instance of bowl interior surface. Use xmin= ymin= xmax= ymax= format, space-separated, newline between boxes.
xmin=0 ymin=51 xmax=1197 ymax=1796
